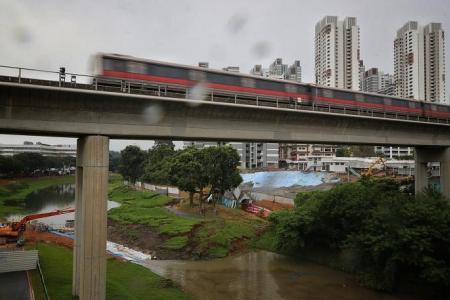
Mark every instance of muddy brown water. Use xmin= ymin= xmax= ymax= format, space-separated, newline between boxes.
xmin=143 ymin=251 xmax=417 ymax=300
xmin=7 ymin=184 xmax=417 ymax=299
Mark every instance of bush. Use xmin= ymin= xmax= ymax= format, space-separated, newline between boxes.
xmin=269 ymin=178 xmax=450 ymax=296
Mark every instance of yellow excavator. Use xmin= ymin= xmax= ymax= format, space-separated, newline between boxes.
xmin=363 ymin=157 xmax=386 ymax=177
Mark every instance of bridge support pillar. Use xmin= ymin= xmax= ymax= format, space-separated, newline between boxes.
xmin=72 ymin=136 xmax=109 ymax=300
xmin=415 ymin=147 xmax=450 ymax=200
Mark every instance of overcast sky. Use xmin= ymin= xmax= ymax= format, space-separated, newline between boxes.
xmin=0 ymin=0 xmax=449 ymax=151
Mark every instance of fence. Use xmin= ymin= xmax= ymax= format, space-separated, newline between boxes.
xmin=0 ymin=250 xmax=38 ymax=273
xmin=129 ymin=181 xmax=180 ymax=196
xmin=250 ymin=192 xmax=294 ymax=206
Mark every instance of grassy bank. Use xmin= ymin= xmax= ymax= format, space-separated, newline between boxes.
xmin=108 ymin=178 xmax=267 ymax=259
xmin=0 ymin=176 xmax=75 ymax=218
xmin=29 ymin=243 xmax=191 ymax=300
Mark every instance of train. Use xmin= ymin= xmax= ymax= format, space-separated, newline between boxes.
xmin=92 ymin=53 xmax=450 ymax=122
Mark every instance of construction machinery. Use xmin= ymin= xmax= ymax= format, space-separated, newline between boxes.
xmin=363 ymin=157 xmax=386 ymax=177
xmin=0 ymin=207 xmax=75 ymax=246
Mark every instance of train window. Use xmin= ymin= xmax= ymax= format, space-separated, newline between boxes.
xmin=321 ymin=89 xmax=333 ymax=98
xmin=241 ymin=77 xmax=256 ymax=88
xmin=103 ymin=58 xmax=126 ymax=72
xmin=354 ymin=93 xmax=365 ymax=102
xmin=127 ymin=61 xmax=146 ymax=74
xmin=384 ymin=98 xmax=392 ymax=106
xmin=257 ymin=80 xmax=283 ymax=91
xmin=408 ymin=101 xmax=421 ymax=109
xmin=103 ymin=58 xmax=114 ymax=70
xmin=285 ymin=84 xmax=297 ymax=94
xmin=188 ymin=70 xmax=206 ymax=81
xmin=335 ymin=90 xmax=355 ymax=101
xmin=430 ymin=104 xmax=437 ymax=111
xmin=366 ymin=94 xmax=383 ymax=104
xmin=391 ymin=99 xmax=408 ymax=107
xmin=150 ymin=64 xmax=188 ymax=79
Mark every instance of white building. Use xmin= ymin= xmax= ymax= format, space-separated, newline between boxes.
xmin=363 ymin=68 xmax=395 ymax=95
xmin=183 ymin=141 xmax=279 ymax=170
xmin=0 ymin=142 xmax=76 ymax=157
xmin=394 ymin=21 xmax=446 ymax=102
xmin=315 ymin=16 xmax=361 ymax=90
xmin=374 ymin=146 xmax=414 ymax=159
xmin=250 ymin=58 xmax=302 ymax=82
xmin=287 ymin=60 xmax=302 ymax=83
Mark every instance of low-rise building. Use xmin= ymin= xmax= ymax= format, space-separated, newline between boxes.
xmin=0 ymin=142 xmax=76 ymax=157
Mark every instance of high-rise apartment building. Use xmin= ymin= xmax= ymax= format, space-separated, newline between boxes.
xmin=394 ymin=21 xmax=446 ymax=102
xmin=268 ymin=58 xmax=288 ymax=79
xmin=250 ymin=58 xmax=302 ymax=82
xmin=363 ymin=68 xmax=395 ymax=95
xmin=287 ymin=60 xmax=302 ymax=83
xmin=315 ymin=16 xmax=361 ymax=90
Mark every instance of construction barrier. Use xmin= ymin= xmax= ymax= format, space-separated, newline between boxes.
xmin=0 ymin=250 xmax=38 ymax=273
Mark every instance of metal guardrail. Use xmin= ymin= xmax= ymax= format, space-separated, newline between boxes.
xmin=0 ymin=64 xmax=448 ymax=125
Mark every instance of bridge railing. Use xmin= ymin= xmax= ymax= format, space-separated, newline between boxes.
xmin=0 ymin=65 xmax=448 ymax=126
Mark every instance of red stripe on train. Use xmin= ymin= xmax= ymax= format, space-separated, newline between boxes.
xmin=102 ymin=70 xmax=450 ymax=118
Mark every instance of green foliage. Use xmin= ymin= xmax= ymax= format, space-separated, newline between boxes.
xmin=31 ymin=243 xmax=190 ymax=300
xmin=108 ymin=184 xmax=200 ymax=236
xmin=163 ymin=236 xmax=189 ymax=250
xmin=109 ymin=151 xmax=121 ymax=172
xmin=0 ymin=153 xmax=75 ymax=178
xmin=119 ymin=145 xmax=146 ymax=183
xmin=142 ymin=142 xmax=176 ymax=185
xmin=203 ymin=146 xmax=242 ymax=198
xmin=269 ymin=178 xmax=450 ymax=295
xmin=0 ymin=176 xmax=75 ymax=218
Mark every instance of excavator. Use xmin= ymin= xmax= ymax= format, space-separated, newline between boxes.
xmin=0 ymin=207 xmax=75 ymax=246
xmin=363 ymin=157 xmax=386 ymax=177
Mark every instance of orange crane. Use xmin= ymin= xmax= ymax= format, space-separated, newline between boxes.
xmin=0 ymin=207 xmax=75 ymax=246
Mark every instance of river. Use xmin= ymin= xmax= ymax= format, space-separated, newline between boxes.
xmin=6 ymin=184 xmax=119 ymax=227
xmin=7 ymin=183 xmax=416 ymax=300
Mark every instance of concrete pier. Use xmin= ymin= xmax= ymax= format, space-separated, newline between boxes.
xmin=72 ymin=136 xmax=109 ymax=300
xmin=415 ymin=147 xmax=450 ymax=199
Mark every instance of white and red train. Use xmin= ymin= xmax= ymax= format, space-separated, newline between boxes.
xmin=93 ymin=53 xmax=450 ymax=121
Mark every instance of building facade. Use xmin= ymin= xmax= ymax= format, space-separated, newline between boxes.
xmin=250 ymin=58 xmax=302 ymax=82
xmin=394 ymin=21 xmax=446 ymax=102
xmin=363 ymin=67 xmax=395 ymax=95
xmin=0 ymin=142 xmax=76 ymax=157
xmin=183 ymin=141 xmax=279 ymax=170
xmin=315 ymin=16 xmax=361 ymax=90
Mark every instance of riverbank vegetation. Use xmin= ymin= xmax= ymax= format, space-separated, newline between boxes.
xmin=265 ymin=177 xmax=450 ymax=298
xmin=29 ymin=243 xmax=191 ymax=300
xmin=119 ymin=141 xmax=242 ymax=206
xmin=0 ymin=176 xmax=74 ymax=218
xmin=108 ymin=177 xmax=266 ymax=259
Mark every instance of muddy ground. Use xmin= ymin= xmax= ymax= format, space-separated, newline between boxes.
xmin=107 ymin=219 xmax=195 ymax=260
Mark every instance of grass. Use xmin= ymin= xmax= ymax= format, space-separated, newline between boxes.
xmin=178 ymin=205 xmax=268 ymax=258
xmin=251 ymin=228 xmax=278 ymax=253
xmin=0 ymin=176 xmax=75 ymax=218
xmin=108 ymin=181 xmax=270 ymax=258
xmin=108 ymin=177 xmax=202 ymax=236
xmin=29 ymin=243 xmax=191 ymax=300
xmin=162 ymin=236 xmax=189 ymax=250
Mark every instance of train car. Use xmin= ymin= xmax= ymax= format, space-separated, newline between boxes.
xmin=93 ymin=53 xmax=311 ymax=108
xmin=93 ymin=53 xmax=450 ymax=122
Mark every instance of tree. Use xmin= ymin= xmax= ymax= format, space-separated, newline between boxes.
xmin=203 ymin=146 xmax=242 ymax=206
xmin=169 ymin=147 xmax=208 ymax=207
xmin=141 ymin=142 xmax=176 ymax=184
xmin=336 ymin=146 xmax=352 ymax=157
xmin=119 ymin=145 xmax=146 ymax=183
xmin=109 ymin=151 xmax=121 ymax=172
